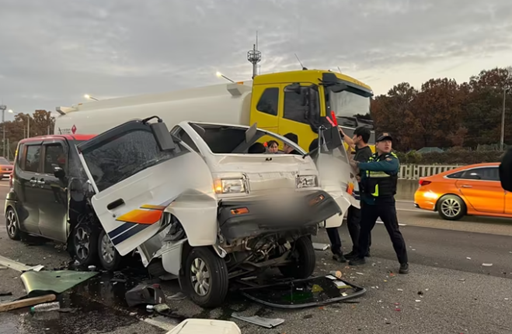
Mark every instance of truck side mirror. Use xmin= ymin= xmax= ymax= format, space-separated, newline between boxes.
xmin=150 ymin=122 xmax=176 ymax=151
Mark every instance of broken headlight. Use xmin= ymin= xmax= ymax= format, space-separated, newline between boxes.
xmin=296 ymin=175 xmax=318 ymax=189
xmin=214 ymin=178 xmax=247 ymax=194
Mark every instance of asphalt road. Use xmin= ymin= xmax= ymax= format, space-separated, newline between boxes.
xmin=0 ymin=182 xmax=511 ymax=333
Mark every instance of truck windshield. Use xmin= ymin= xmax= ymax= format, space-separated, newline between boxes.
xmin=326 ymin=90 xmax=372 ymax=129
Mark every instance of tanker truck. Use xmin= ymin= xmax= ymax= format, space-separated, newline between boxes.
xmin=54 ymin=69 xmax=375 ymax=152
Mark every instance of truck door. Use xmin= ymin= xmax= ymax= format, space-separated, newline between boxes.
xmin=76 ymin=119 xmax=215 ymax=256
xmin=250 ymin=86 xmax=279 ymax=132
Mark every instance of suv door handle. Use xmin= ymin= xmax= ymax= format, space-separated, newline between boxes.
xmin=461 ymin=184 xmax=472 ymax=188
xmin=107 ymin=198 xmax=125 ymax=210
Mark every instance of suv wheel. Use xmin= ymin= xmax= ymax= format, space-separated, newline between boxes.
xmin=183 ymin=247 xmax=229 ymax=308
xmin=5 ymin=207 xmax=26 ymax=241
xmin=71 ymin=221 xmax=100 ymax=267
xmin=98 ymin=229 xmax=123 ymax=271
xmin=279 ymin=236 xmax=316 ymax=279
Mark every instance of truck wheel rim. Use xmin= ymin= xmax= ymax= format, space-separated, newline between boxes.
xmin=6 ymin=209 xmax=17 ymax=237
xmin=74 ymin=227 xmax=90 ymax=260
xmin=100 ymin=233 xmax=115 ymax=264
xmin=441 ymin=198 xmax=460 ymax=217
xmin=190 ymin=258 xmax=210 ymax=297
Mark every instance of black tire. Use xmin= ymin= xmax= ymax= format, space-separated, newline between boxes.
xmin=5 ymin=207 xmax=27 ymax=241
xmin=182 ymin=247 xmax=229 ymax=308
xmin=98 ymin=229 xmax=123 ymax=271
xmin=70 ymin=221 xmax=100 ymax=267
xmin=437 ymin=194 xmax=466 ymax=221
xmin=147 ymin=260 xmax=168 ymax=277
xmin=279 ymin=236 xmax=316 ymax=279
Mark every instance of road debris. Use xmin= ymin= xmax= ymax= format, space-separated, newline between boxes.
xmin=313 ymin=243 xmax=330 ymax=251
xmin=466 ymin=257 xmax=472 ymax=260
xmin=482 ymin=263 xmax=493 ymax=267
xmin=20 ymin=270 xmax=98 ymax=297
xmin=168 ymin=319 xmax=241 ymax=334
xmin=0 ymin=291 xmax=12 ymax=297
xmin=232 ymin=312 xmax=284 ymax=328
xmin=125 ymin=283 xmax=166 ymax=307
xmin=0 ymin=294 xmax=56 ymax=312
xmin=167 ymin=292 xmax=187 ymax=301
xmin=397 ymin=289 xmax=403 ymax=292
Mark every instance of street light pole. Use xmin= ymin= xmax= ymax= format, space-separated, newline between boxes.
xmin=501 ymin=88 xmax=509 ymax=151
xmin=0 ymin=105 xmax=5 ymax=157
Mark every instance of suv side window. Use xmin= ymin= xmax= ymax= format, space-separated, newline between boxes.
xmin=24 ymin=145 xmax=41 ymax=173
xmin=43 ymin=144 xmax=66 ymax=174
xmin=446 ymin=171 xmax=464 ymax=179
xmin=256 ymin=88 xmax=279 ymax=116
xmin=462 ymin=167 xmax=499 ymax=181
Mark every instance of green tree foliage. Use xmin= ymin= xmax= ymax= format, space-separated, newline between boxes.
xmin=2 ymin=110 xmax=55 ymax=160
xmin=372 ymin=66 xmax=512 ymax=153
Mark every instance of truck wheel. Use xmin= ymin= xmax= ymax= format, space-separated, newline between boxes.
xmin=98 ymin=229 xmax=123 ymax=271
xmin=279 ymin=236 xmax=316 ymax=279
xmin=70 ymin=221 xmax=100 ymax=267
xmin=183 ymin=247 xmax=229 ymax=308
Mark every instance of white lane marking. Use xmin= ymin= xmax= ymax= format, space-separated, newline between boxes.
xmin=376 ymin=220 xmax=407 ymax=227
xmin=0 ymin=255 xmax=32 ymax=272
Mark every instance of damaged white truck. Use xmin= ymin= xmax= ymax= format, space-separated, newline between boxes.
xmin=69 ymin=115 xmax=352 ymax=307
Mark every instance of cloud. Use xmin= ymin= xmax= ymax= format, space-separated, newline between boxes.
xmin=0 ymin=0 xmax=511 ymax=114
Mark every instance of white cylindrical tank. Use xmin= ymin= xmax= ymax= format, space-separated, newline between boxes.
xmin=55 ymin=82 xmax=253 ymax=135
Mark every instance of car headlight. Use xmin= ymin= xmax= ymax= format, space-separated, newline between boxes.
xmin=214 ymin=178 xmax=247 ymax=194
xmin=296 ymin=175 xmax=318 ymax=189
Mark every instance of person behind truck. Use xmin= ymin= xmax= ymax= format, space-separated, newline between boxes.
xmin=283 ymin=133 xmax=301 ymax=155
xmin=338 ymin=126 xmax=373 ymax=259
xmin=348 ymin=132 xmax=409 ymax=275
xmin=267 ymin=140 xmax=279 ymax=153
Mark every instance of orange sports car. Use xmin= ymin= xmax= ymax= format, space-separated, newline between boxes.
xmin=414 ymin=162 xmax=511 ymax=220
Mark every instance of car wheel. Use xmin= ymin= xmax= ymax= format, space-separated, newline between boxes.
xmin=5 ymin=207 xmax=26 ymax=241
xmin=279 ymin=236 xmax=316 ymax=279
xmin=71 ymin=221 xmax=100 ymax=267
xmin=437 ymin=195 xmax=466 ymax=221
xmin=183 ymin=247 xmax=228 ymax=308
xmin=98 ymin=229 xmax=123 ymax=271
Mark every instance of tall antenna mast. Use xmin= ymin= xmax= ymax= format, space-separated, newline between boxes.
xmin=247 ymin=31 xmax=262 ymax=79
xmin=295 ymin=53 xmax=307 ymax=70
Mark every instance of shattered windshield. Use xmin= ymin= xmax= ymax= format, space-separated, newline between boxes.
xmin=81 ymin=130 xmax=188 ymax=192
xmin=188 ymin=123 xmax=305 ymax=154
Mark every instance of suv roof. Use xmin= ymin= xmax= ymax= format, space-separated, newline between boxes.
xmin=19 ymin=134 xmax=95 ymax=143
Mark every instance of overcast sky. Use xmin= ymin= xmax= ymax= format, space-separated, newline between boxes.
xmin=0 ymin=0 xmax=511 ymax=119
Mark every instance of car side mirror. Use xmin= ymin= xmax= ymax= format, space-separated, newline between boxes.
xmin=150 ymin=122 xmax=176 ymax=151
xmin=54 ymin=166 xmax=65 ymax=179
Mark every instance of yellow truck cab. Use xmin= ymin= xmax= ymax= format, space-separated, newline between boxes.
xmin=54 ymin=69 xmax=375 ymax=153
xmin=248 ymin=69 xmax=375 ymax=152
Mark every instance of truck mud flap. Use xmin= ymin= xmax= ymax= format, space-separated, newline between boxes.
xmin=236 ymin=275 xmax=366 ymax=309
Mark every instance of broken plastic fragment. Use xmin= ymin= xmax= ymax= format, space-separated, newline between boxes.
xmin=482 ymin=263 xmax=493 ymax=267
xmin=415 ymin=300 xmax=421 ymax=302
xmin=356 ymin=272 xmax=364 ymax=275
xmin=466 ymin=257 xmax=471 ymax=260
xmin=397 ymin=289 xmax=403 ymax=292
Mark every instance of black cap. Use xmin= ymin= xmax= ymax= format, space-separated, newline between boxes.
xmin=376 ymin=132 xmax=393 ymax=142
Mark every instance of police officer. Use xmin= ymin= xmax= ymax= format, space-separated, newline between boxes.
xmin=348 ymin=133 xmax=409 ymax=274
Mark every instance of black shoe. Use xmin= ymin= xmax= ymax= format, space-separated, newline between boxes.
xmin=344 ymin=251 xmax=357 ymax=260
xmin=332 ymin=253 xmax=347 ymax=263
xmin=399 ymin=263 xmax=409 ymax=274
xmin=349 ymin=257 xmax=366 ymax=266
xmin=365 ymin=252 xmax=371 ymax=258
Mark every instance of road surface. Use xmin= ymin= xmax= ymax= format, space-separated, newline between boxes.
xmin=0 ymin=182 xmax=511 ymax=333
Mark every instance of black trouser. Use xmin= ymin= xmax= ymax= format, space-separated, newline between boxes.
xmin=346 ymin=205 xmax=371 ymax=254
xmin=357 ymin=201 xmax=408 ymax=264
xmin=326 ymin=227 xmax=342 ymax=255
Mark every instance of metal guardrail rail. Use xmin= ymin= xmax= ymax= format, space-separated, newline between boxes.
xmin=399 ymin=164 xmax=461 ymax=180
